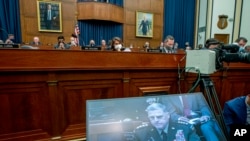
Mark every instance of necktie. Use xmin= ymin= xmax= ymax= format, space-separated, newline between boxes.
xmin=182 ymin=96 xmax=191 ymax=117
xmin=163 ymin=47 xmax=167 ymax=53
xmin=48 ymin=10 xmax=51 ymax=20
xmin=161 ymin=131 xmax=167 ymax=141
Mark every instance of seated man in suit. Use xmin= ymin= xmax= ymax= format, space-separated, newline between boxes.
xmin=134 ymin=103 xmax=200 ymax=141
xmin=29 ymin=36 xmax=42 ymax=46
xmin=223 ymin=94 xmax=250 ymax=133
xmin=143 ymin=41 xmax=150 ymax=48
xmin=100 ymin=39 xmax=107 ymax=51
xmin=88 ymin=39 xmax=96 ymax=47
xmin=162 ymin=94 xmax=226 ymax=141
xmin=54 ymin=35 xmax=70 ymax=50
xmin=233 ymin=37 xmax=248 ymax=53
xmin=162 ymin=35 xmax=175 ymax=53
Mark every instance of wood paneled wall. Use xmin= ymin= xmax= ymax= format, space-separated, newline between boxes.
xmin=1 ymin=49 xmax=250 ymax=140
xmin=77 ymin=2 xmax=124 ymax=23
xmin=123 ymin=0 xmax=164 ymax=48
xmin=20 ymin=0 xmax=164 ymax=48
xmin=0 ymin=49 xmax=184 ymax=140
xmin=20 ymin=0 xmax=76 ymax=45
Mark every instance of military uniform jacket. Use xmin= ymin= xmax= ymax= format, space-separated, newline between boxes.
xmin=134 ymin=122 xmax=200 ymax=141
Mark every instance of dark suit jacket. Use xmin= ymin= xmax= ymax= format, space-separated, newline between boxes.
xmin=162 ymin=46 xmax=175 ymax=53
xmin=223 ymin=96 xmax=247 ymax=133
xmin=44 ymin=9 xmax=56 ymax=22
xmin=134 ymin=122 xmax=200 ymax=141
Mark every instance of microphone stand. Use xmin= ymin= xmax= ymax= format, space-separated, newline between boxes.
xmin=189 ymin=74 xmax=229 ymax=140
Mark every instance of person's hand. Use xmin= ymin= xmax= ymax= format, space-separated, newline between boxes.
xmin=59 ymin=43 xmax=65 ymax=49
xmin=178 ymin=116 xmax=190 ymax=123
xmin=200 ymin=115 xmax=210 ymax=123
xmin=60 ymin=46 xmax=65 ymax=49
xmin=5 ymin=39 xmax=12 ymax=44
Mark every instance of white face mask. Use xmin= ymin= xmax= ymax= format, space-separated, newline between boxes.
xmin=115 ymin=44 xmax=122 ymax=51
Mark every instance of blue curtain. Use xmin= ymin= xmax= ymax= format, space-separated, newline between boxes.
xmin=78 ymin=20 xmax=123 ymax=46
xmin=108 ymin=0 xmax=123 ymax=7
xmin=163 ymin=0 xmax=195 ymax=49
xmin=0 ymin=0 xmax=21 ymax=43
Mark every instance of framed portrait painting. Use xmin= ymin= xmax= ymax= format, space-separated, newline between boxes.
xmin=37 ymin=0 xmax=62 ymax=32
xmin=136 ymin=11 xmax=154 ymax=38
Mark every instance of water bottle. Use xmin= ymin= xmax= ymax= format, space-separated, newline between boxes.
xmin=175 ymin=130 xmax=185 ymax=141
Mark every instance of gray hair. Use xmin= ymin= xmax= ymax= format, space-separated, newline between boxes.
xmin=164 ymin=35 xmax=175 ymax=42
xmin=145 ymin=103 xmax=167 ymax=113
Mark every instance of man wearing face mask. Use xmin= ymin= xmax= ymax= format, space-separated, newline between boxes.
xmin=163 ymin=35 xmax=175 ymax=53
xmin=111 ymin=37 xmax=124 ymax=51
xmin=234 ymin=37 xmax=248 ymax=53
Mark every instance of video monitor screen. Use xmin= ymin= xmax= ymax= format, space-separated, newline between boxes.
xmin=86 ymin=92 xmax=227 ymax=141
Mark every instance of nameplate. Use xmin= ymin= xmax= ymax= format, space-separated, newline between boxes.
xmin=82 ymin=46 xmax=101 ymax=51
xmin=147 ymin=49 xmax=161 ymax=53
xmin=0 ymin=44 xmax=19 ymax=48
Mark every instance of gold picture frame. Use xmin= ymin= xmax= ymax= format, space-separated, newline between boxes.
xmin=136 ymin=11 xmax=153 ymax=38
xmin=37 ymin=0 xmax=62 ymax=32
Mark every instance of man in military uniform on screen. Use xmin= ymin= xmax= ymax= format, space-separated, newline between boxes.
xmin=134 ymin=103 xmax=200 ymax=141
